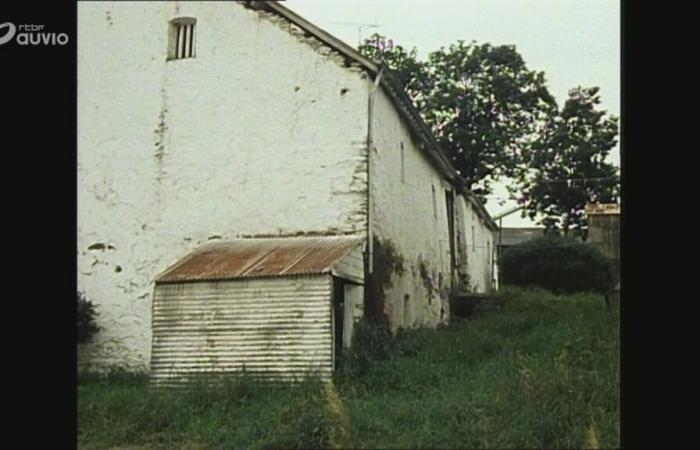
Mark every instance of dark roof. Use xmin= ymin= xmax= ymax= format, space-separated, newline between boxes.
xmin=156 ymin=236 xmax=364 ymax=283
xmin=498 ymin=228 xmax=545 ymax=247
xmin=243 ymin=1 xmax=498 ymax=232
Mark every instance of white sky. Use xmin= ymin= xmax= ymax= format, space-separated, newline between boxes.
xmin=284 ymin=0 xmax=620 ymax=227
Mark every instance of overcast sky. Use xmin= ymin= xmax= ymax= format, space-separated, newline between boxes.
xmin=284 ymin=0 xmax=620 ymax=227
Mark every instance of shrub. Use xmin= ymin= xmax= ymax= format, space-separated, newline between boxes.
xmin=334 ymin=319 xmax=395 ymax=387
xmin=500 ymin=234 xmax=614 ymax=295
xmin=78 ymin=292 xmax=100 ymax=344
xmin=335 ymin=319 xmax=430 ymax=392
xmin=262 ymin=388 xmax=333 ymax=450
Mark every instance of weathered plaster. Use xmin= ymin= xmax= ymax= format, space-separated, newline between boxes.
xmin=78 ymin=1 xmax=497 ymax=370
xmin=455 ymin=196 xmax=497 ymax=293
xmin=369 ymin=87 xmax=455 ymax=332
xmin=78 ymin=1 xmax=370 ymax=370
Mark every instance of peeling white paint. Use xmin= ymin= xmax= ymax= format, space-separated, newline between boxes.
xmin=78 ymin=2 xmax=369 ymax=371
xmin=455 ymin=196 xmax=497 ymax=294
xmin=78 ymin=1 xmax=497 ymax=371
xmin=370 ymin=87 xmax=454 ymax=332
xmin=369 ymin=87 xmax=497 ymax=332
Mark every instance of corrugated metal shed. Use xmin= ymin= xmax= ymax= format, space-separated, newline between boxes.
xmin=156 ymin=236 xmax=364 ymax=283
xmin=151 ymin=275 xmax=334 ymax=384
xmin=151 ymin=236 xmax=365 ymax=384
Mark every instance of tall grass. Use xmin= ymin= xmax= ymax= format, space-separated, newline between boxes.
xmin=78 ymin=287 xmax=619 ymax=449
xmin=78 ymin=372 xmax=334 ymax=449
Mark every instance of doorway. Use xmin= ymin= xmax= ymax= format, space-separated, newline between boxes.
xmin=332 ymin=277 xmax=363 ymax=368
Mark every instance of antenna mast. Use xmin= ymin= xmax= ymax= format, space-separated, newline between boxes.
xmin=330 ymin=21 xmax=379 ymax=47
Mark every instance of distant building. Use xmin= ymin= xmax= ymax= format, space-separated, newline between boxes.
xmin=497 ymin=227 xmax=545 ymax=254
xmin=585 ymin=203 xmax=620 ymax=287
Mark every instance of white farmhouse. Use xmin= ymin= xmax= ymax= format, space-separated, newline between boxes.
xmin=78 ymin=1 xmax=498 ymax=380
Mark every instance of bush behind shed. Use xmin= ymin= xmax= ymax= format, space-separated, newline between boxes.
xmin=500 ymin=234 xmax=614 ymax=294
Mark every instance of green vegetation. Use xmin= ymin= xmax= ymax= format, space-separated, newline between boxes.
xmin=78 ymin=287 xmax=619 ymax=449
xmin=358 ymin=35 xmax=620 ymax=235
xmin=500 ymin=235 xmax=615 ymax=295
xmin=77 ymin=292 xmax=100 ymax=344
xmin=78 ymin=372 xmax=334 ymax=449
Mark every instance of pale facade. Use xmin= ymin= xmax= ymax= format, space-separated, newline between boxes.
xmin=78 ymin=1 xmax=497 ymax=371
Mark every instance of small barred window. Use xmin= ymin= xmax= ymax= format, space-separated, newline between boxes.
xmin=168 ymin=18 xmax=196 ymax=60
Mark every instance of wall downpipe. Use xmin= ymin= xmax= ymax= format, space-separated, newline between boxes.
xmin=366 ymin=65 xmax=384 ymax=276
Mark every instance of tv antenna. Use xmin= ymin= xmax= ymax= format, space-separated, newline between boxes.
xmin=330 ymin=21 xmax=380 ymax=47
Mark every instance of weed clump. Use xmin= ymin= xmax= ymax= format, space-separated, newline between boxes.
xmin=336 ymin=319 xmax=393 ymax=380
xmin=78 ymin=371 xmax=333 ymax=449
xmin=77 ymin=292 xmax=100 ymax=344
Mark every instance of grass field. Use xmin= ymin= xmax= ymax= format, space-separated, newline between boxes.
xmin=77 ymin=287 xmax=620 ymax=449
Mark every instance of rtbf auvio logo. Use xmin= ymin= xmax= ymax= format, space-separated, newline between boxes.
xmin=0 ymin=22 xmax=69 ymax=46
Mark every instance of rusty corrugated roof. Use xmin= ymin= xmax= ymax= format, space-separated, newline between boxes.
xmin=156 ymin=236 xmax=364 ymax=283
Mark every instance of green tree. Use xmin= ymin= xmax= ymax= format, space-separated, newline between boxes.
xmin=518 ymin=87 xmax=619 ymax=235
xmin=359 ymin=35 xmax=557 ymax=199
xmin=359 ymin=34 xmax=426 ymax=95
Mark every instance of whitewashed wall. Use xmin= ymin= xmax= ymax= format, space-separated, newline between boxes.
xmin=78 ymin=1 xmax=371 ymax=370
xmin=455 ymin=196 xmax=497 ymax=293
xmin=369 ymin=88 xmax=454 ymax=332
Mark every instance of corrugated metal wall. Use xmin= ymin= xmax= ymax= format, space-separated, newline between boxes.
xmin=151 ymin=274 xmax=333 ymax=384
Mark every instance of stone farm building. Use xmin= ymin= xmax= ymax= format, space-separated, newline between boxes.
xmin=78 ymin=1 xmax=499 ymax=381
